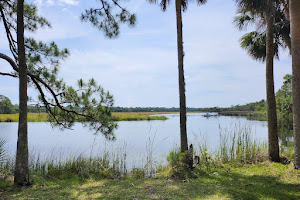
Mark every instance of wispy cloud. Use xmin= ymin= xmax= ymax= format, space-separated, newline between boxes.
xmin=58 ymin=0 xmax=79 ymax=6
xmin=0 ymin=0 xmax=292 ymax=107
xmin=46 ymin=0 xmax=55 ymax=6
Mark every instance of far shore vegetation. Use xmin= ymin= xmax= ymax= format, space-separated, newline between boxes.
xmin=0 ymin=112 xmax=169 ymax=122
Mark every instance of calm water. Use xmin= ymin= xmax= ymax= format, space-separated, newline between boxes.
xmin=0 ymin=113 xmax=269 ymax=167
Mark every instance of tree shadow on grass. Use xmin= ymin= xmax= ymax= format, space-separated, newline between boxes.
xmin=1 ymin=169 xmax=300 ymax=199
xmin=184 ymin=169 xmax=300 ymax=200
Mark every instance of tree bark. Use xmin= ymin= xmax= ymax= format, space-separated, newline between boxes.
xmin=290 ymin=0 xmax=300 ymax=169
xmin=14 ymin=0 xmax=30 ymax=185
xmin=175 ymin=0 xmax=188 ymax=152
xmin=265 ymin=9 xmax=280 ymax=162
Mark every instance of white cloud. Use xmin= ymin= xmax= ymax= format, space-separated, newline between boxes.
xmin=34 ymin=0 xmax=43 ymax=7
xmin=0 ymin=0 xmax=293 ymax=107
xmin=46 ymin=0 xmax=55 ymax=6
xmin=35 ymin=0 xmax=79 ymax=7
xmin=58 ymin=0 xmax=79 ymax=6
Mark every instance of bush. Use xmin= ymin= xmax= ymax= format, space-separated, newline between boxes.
xmin=166 ymin=150 xmax=195 ymax=179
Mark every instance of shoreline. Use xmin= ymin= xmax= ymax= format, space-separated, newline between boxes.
xmin=0 ymin=112 xmax=169 ymax=122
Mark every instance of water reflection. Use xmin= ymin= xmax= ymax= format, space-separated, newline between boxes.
xmin=0 ymin=113 xmax=277 ymax=167
xmin=279 ymin=128 xmax=294 ymax=147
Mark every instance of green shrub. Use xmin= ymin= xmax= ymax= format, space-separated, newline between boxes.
xmin=166 ymin=150 xmax=194 ymax=179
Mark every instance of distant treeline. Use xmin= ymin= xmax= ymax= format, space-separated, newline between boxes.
xmin=111 ymin=107 xmax=199 ymax=112
xmin=0 ymin=94 xmax=267 ymax=114
xmin=110 ymin=101 xmax=266 ymax=113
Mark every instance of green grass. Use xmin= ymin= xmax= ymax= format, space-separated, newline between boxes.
xmin=112 ymin=112 xmax=168 ymax=121
xmin=1 ymin=162 xmax=299 ymax=200
xmin=0 ymin=113 xmax=48 ymax=122
xmin=0 ymin=112 xmax=168 ymax=122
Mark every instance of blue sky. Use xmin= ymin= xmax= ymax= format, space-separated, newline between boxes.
xmin=0 ymin=0 xmax=292 ymax=107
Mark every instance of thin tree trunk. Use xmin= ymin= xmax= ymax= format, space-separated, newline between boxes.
xmin=265 ymin=10 xmax=280 ymax=162
xmin=290 ymin=0 xmax=300 ymax=169
xmin=14 ymin=0 xmax=29 ymax=185
xmin=175 ymin=0 xmax=188 ymax=152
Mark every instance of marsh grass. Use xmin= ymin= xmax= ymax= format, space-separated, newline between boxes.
xmin=144 ymin=129 xmax=169 ymax=177
xmin=112 ymin=112 xmax=168 ymax=121
xmin=0 ymin=113 xmax=48 ymax=122
xmin=216 ymin=124 xmax=267 ymax=164
xmin=0 ymin=112 xmax=168 ymax=122
xmin=166 ymin=124 xmax=269 ymax=179
xmin=0 ymin=141 xmax=132 ymax=182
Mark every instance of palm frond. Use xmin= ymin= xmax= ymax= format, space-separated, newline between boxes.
xmin=147 ymin=0 xmax=171 ymax=11
xmin=160 ymin=0 xmax=171 ymax=11
xmin=235 ymin=0 xmax=272 ymax=15
xmin=240 ymin=31 xmax=266 ymax=62
xmin=196 ymin=0 xmax=207 ymax=5
xmin=233 ymin=10 xmax=255 ymax=30
xmin=148 ymin=0 xmax=207 ymax=12
xmin=183 ymin=0 xmax=207 ymax=11
xmin=240 ymin=31 xmax=280 ymax=62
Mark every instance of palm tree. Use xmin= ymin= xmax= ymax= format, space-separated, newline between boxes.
xmin=148 ymin=0 xmax=207 ymax=152
xmin=235 ymin=4 xmax=290 ymax=58
xmin=235 ymin=0 xmax=282 ymax=162
xmin=290 ymin=0 xmax=300 ymax=169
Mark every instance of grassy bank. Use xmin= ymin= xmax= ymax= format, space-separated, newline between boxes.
xmin=218 ymin=111 xmax=267 ymax=121
xmin=112 ymin=112 xmax=168 ymax=121
xmin=0 ymin=112 xmax=168 ymax=122
xmin=0 ymin=113 xmax=48 ymax=122
xmin=1 ymin=124 xmax=298 ymax=199
xmin=1 ymin=162 xmax=299 ymax=200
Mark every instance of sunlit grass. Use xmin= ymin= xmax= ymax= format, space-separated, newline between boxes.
xmin=1 ymin=162 xmax=299 ymax=200
xmin=0 ymin=113 xmax=48 ymax=122
xmin=112 ymin=112 xmax=168 ymax=121
xmin=0 ymin=112 xmax=168 ymax=122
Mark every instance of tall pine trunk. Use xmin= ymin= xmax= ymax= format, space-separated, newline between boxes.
xmin=175 ymin=0 xmax=188 ymax=152
xmin=290 ymin=0 xmax=300 ymax=169
xmin=265 ymin=10 xmax=280 ymax=162
xmin=14 ymin=0 xmax=29 ymax=185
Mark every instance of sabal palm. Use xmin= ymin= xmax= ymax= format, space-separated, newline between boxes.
xmin=290 ymin=0 xmax=300 ymax=169
xmin=235 ymin=0 xmax=283 ymax=162
xmin=234 ymin=5 xmax=290 ymax=60
xmin=148 ymin=0 xmax=206 ymax=152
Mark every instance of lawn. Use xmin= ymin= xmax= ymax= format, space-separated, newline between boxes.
xmin=1 ymin=162 xmax=299 ymax=200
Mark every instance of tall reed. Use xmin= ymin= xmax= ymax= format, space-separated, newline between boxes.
xmin=216 ymin=124 xmax=266 ymax=164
